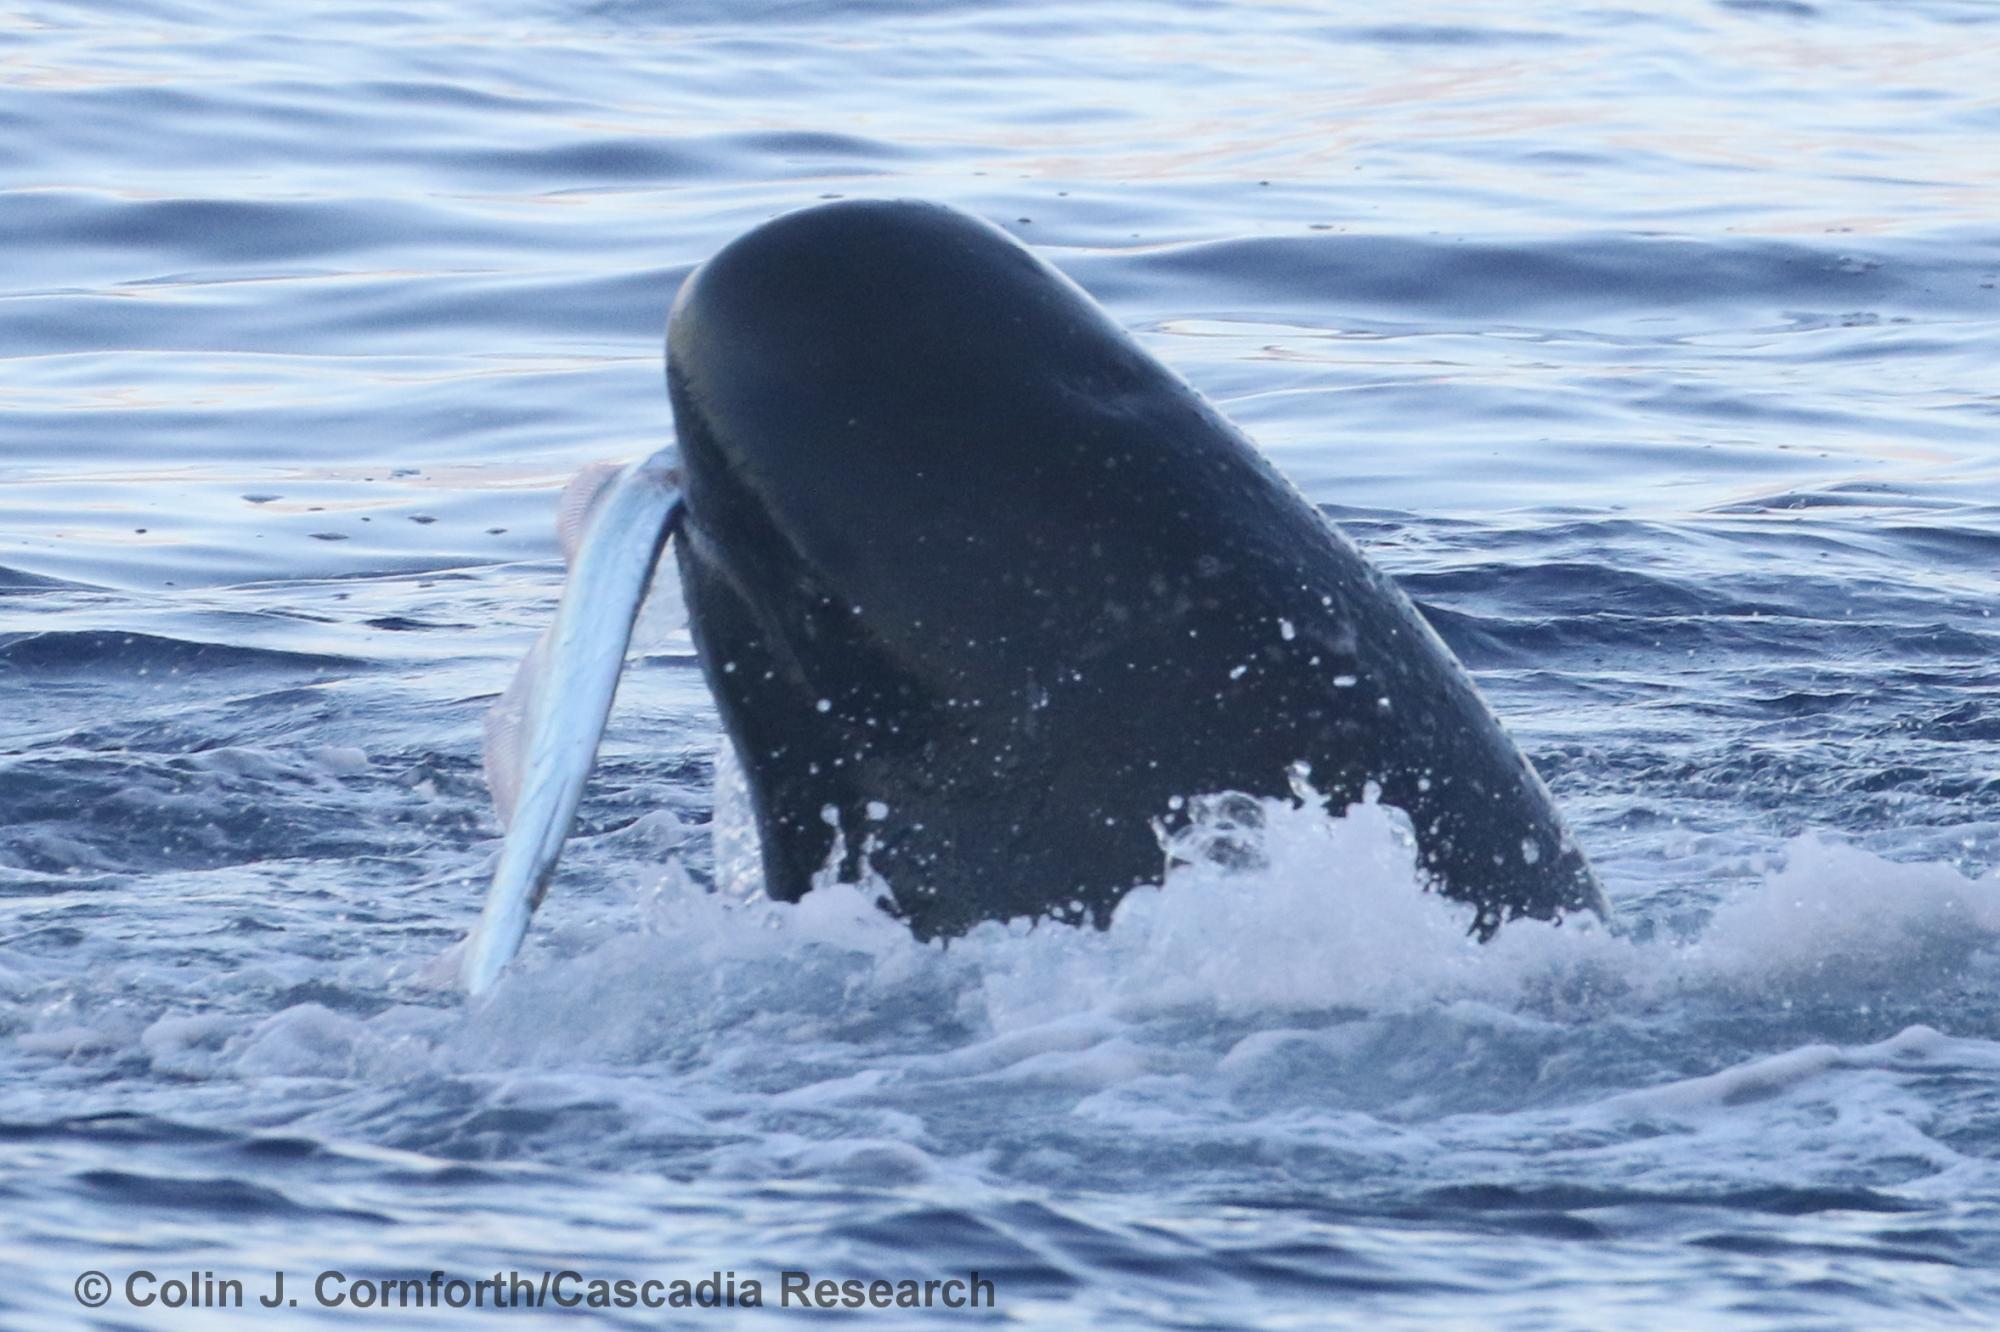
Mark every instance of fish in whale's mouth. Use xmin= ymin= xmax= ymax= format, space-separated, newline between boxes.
xmin=458 ymin=199 xmax=1603 ymax=994
xmin=455 ymin=439 xmax=1597 ymax=995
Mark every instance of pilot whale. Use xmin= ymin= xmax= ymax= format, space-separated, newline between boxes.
xmin=461 ymin=199 xmax=1605 ymax=993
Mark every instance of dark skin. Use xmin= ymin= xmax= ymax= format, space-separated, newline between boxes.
xmin=667 ymin=199 xmax=1603 ymax=940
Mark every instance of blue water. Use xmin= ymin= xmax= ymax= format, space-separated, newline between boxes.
xmin=5 ymin=0 xmax=2000 ymax=1325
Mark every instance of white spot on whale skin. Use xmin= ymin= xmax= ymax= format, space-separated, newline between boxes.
xmin=866 ymin=801 xmax=889 ymax=821
xmin=1278 ymin=618 xmax=1296 ymax=641
xmin=816 ymin=698 xmax=832 ymax=713
xmin=1522 ymin=838 xmax=1543 ymax=866
xmin=1333 ymin=674 xmax=1358 ymax=688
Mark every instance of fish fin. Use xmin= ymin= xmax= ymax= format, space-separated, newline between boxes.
xmin=481 ymin=628 xmax=549 ymax=831
xmin=555 ymin=461 xmax=628 ymax=568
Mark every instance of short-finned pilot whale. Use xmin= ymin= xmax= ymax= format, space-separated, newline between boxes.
xmin=461 ymin=199 xmax=1605 ymax=994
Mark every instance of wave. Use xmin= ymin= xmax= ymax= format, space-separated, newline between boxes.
xmin=0 ymin=630 xmax=361 ymax=676
xmin=0 ymin=566 xmax=96 ymax=594
xmin=1076 ymin=232 xmax=2000 ymax=326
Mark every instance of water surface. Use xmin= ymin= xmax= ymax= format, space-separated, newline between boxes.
xmin=5 ymin=0 xmax=2000 ymax=1326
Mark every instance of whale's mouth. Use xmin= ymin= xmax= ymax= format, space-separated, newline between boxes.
xmin=460 ymin=447 xmax=685 ymax=995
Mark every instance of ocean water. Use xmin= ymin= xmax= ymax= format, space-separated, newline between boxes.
xmin=5 ymin=0 xmax=2000 ymax=1325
